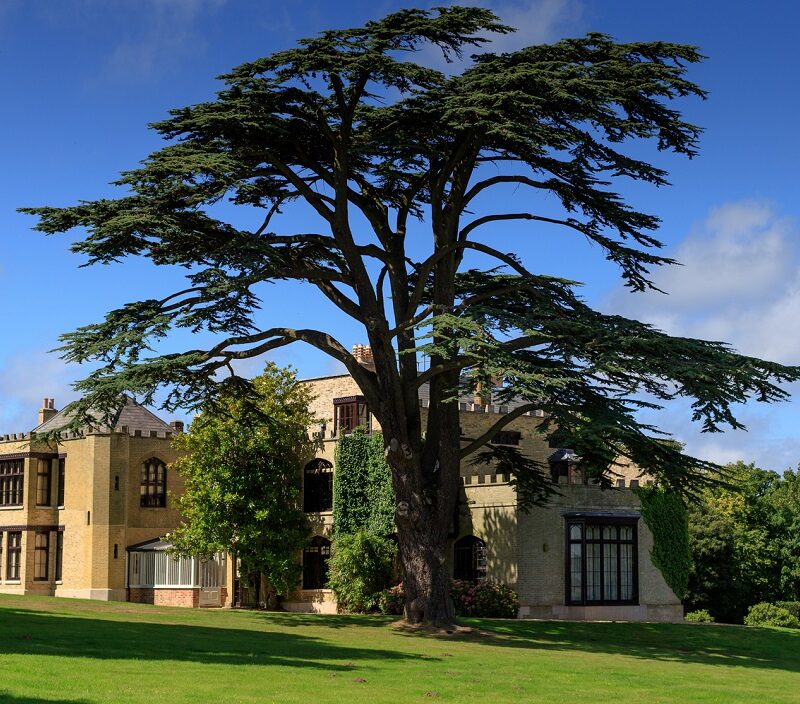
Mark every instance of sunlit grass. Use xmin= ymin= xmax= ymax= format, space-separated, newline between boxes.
xmin=1 ymin=593 xmax=798 ymax=703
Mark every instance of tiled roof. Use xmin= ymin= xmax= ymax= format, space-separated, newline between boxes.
xmin=32 ymin=396 xmax=174 ymax=436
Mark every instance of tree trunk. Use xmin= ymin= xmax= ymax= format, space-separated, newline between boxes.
xmin=394 ymin=498 xmax=456 ymax=626
xmin=384 ymin=406 xmax=462 ymax=628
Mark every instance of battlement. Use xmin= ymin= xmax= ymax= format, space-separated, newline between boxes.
xmin=0 ymin=428 xmax=175 ymax=443
xmin=461 ymin=473 xmax=652 ymax=489
xmin=0 ymin=432 xmax=33 ymax=442
xmin=419 ymin=397 xmax=544 ymax=417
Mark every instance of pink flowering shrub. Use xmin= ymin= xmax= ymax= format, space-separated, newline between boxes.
xmin=378 ymin=580 xmax=519 ymax=618
xmin=377 ymin=582 xmax=406 ymax=615
xmin=450 ymin=580 xmax=519 ymax=618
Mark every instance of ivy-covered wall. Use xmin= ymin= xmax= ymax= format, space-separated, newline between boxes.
xmin=333 ymin=429 xmax=395 ymax=537
xmin=635 ymin=484 xmax=692 ymax=599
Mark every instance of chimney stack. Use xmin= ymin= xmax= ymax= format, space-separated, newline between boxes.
xmin=38 ymin=398 xmax=57 ymax=426
xmin=170 ymin=420 xmax=185 ymax=434
xmin=351 ymin=344 xmax=375 ymax=371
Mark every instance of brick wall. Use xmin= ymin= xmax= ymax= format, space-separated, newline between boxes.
xmin=128 ymin=587 xmax=200 ymax=608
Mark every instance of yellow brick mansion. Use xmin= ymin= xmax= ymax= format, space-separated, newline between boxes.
xmin=0 ymin=352 xmax=683 ymax=621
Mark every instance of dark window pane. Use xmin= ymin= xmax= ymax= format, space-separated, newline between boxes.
xmin=55 ymin=532 xmax=64 ymax=581
xmin=492 ymin=430 xmax=521 ymax=446
xmin=36 ymin=460 xmax=52 ymax=506
xmin=0 ymin=459 xmax=24 ymax=506
xmin=57 ymin=458 xmax=65 ymax=506
xmin=140 ymin=459 xmax=167 ymax=508
xmin=302 ymin=536 xmax=331 ymax=589
xmin=7 ymin=531 xmax=21 ymax=581
xmin=34 ymin=531 xmax=49 ymax=581
xmin=453 ymin=535 xmax=487 ymax=582
xmin=303 ymin=459 xmax=333 ymax=512
xmin=566 ymin=519 xmax=638 ymax=605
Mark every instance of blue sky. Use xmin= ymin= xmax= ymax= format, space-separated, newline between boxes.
xmin=1 ymin=0 xmax=799 ymax=471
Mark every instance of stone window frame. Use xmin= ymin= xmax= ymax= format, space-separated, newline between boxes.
xmin=332 ymin=396 xmax=370 ymax=436
xmin=491 ymin=430 xmax=521 ymax=446
xmin=303 ymin=459 xmax=333 ymax=513
xmin=140 ymin=458 xmax=167 ymax=508
xmin=36 ymin=459 xmax=52 ymax=507
xmin=6 ymin=531 xmax=21 ymax=581
xmin=302 ymin=535 xmax=331 ymax=590
xmin=453 ymin=535 xmax=488 ymax=583
xmin=0 ymin=459 xmax=24 ymax=507
xmin=33 ymin=531 xmax=49 ymax=581
xmin=565 ymin=515 xmax=639 ymax=606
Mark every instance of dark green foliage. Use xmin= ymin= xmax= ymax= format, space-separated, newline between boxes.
xmin=327 ymin=530 xmax=398 ymax=613
xmin=685 ymin=462 xmax=800 ymax=623
xmin=684 ymin=609 xmax=715 ymax=623
xmin=744 ymin=603 xmax=800 ymax=629
xmin=636 ymin=484 xmax=692 ymax=599
xmin=775 ymin=602 xmax=800 ymax=621
xmin=169 ymin=363 xmax=312 ymax=596
xmin=333 ymin=429 xmax=395 ymax=538
xmin=450 ymin=580 xmax=520 ymax=618
xmin=330 ymin=430 xmax=397 ymax=613
xmin=20 ymin=6 xmax=799 ymax=495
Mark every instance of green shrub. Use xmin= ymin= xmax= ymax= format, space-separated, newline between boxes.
xmin=744 ymin=602 xmax=800 ymax=629
xmin=378 ymin=583 xmax=405 ymax=615
xmin=774 ymin=601 xmax=800 ymax=620
xmin=450 ymin=580 xmax=519 ymax=619
xmin=684 ymin=609 xmax=715 ymax=623
xmin=327 ymin=530 xmax=397 ymax=613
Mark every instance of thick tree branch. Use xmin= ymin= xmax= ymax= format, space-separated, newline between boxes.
xmin=459 ymin=403 xmax=539 ymax=459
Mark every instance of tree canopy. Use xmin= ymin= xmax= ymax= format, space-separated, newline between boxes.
xmin=686 ymin=461 xmax=800 ymax=622
xmin=22 ymin=6 xmax=800 ymax=624
xmin=168 ymin=363 xmax=312 ymax=597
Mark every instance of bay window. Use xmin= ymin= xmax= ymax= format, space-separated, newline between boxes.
xmin=566 ymin=517 xmax=638 ymax=605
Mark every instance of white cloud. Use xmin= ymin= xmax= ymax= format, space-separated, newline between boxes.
xmin=0 ymin=350 xmax=79 ymax=433
xmin=485 ymin=0 xmax=582 ymax=51
xmin=603 ymin=200 xmax=800 ymax=469
xmin=418 ymin=0 xmax=582 ymax=71
xmin=606 ymin=201 xmax=800 ymax=363
xmin=96 ymin=0 xmax=227 ymax=83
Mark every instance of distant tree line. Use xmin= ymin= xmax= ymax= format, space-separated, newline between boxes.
xmin=685 ymin=461 xmax=800 ymax=623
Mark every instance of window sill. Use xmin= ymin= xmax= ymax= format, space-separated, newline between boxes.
xmin=4 ymin=581 xmax=21 ymax=585
xmin=0 ymin=505 xmax=24 ymax=511
xmin=304 ymin=510 xmax=333 ymax=516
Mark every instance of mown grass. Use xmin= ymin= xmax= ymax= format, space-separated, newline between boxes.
xmin=0 ymin=593 xmax=798 ymax=704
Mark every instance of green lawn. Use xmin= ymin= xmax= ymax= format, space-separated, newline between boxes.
xmin=0 ymin=594 xmax=798 ymax=704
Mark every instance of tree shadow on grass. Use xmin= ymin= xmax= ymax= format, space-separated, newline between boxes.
xmin=257 ymin=612 xmax=395 ymax=629
xmin=0 ymin=607 xmax=418 ymax=670
xmin=395 ymin=618 xmax=800 ymax=673
xmin=0 ymin=694 xmax=93 ymax=704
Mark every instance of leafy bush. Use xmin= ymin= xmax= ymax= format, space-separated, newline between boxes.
xmin=378 ymin=583 xmax=405 ymax=615
xmin=744 ymin=602 xmax=800 ymax=629
xmin=684 ymin=609 xmax=715 ymax=623
xmin=327 ymin=530 xmax=397 ymax=613
xmin=774 ymin=601 xmax=800 ymax=620
xmin=450 ymin=580 xmax=519 ymax=619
